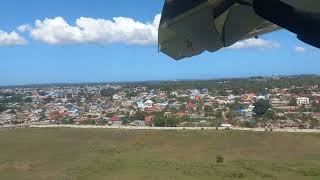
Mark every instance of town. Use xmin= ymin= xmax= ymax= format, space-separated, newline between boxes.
xmin=1 ymin=75 xmax=320 ymax=130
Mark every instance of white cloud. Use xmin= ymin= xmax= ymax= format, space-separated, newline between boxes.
xmin=0 ymin=30 xmax=27 ymax=46
xmin=294 ymin=46 xmax=306 ymax=53
xmin=227 ymin=38 xmax=280 ymax=50
xmin=30 ymin=14 xmax=161 ymax=46
xmin=17 ymin=24 xmax=32 ymax=33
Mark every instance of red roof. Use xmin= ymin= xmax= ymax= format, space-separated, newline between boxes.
xmin=312 ymin=113 xmax=320 ymax=119
xmin=110 ymin=115 xmax=121 ymax=121
xmin=186 ymin=102 xmax=196 ymax=109
xmin=175 ymin=112 xmax=187 ymax=117
xmin=146 ymin=105 xmax=166 ymax=112
xmin=145 ymin=115 xmax=155 ymax=123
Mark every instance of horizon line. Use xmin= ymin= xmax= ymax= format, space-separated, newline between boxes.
xmin=0 ymin=74 xmax=319 ymax=88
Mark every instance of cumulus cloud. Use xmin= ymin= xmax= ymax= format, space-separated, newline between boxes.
xmin=17 ymin=24 xmax=32 ymax=33
xmin=30 ymin=14 xmax=161 ymax=46
xmin=11 ymin=14 xmax=282 ymax=50
xmin=294 ymin=46 xmax=306 ymax=53
xmin=0 ymin=30 xmax=27 ymax=46
xmin=227 ymin=38 xmax=280 ymax=50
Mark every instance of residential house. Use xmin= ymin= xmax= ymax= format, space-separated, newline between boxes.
xmin=175 ymin=112 xmax=188 ymax=118
xmin=312 ymin=112 xmax=320 ymax=120
xmin=110 ymin=115 xmax=123 ymax=126
xmin=145 ymin=115 xmax=155 ymax=126
xmin=144 ymin=100 xmax=154 ymax=108
xmin=296 ymin=97 xmax=310 ymax=106
xmin=186 ymin=101 xmax=196 ymax=110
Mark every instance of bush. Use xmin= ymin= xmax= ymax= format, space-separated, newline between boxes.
xmin=216 ymin=155 xmax=224 ymax=163
xmin=80 ymin=119 xmax=96 ymax=125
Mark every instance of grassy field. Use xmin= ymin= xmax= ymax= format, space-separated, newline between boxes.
xmin=1 ymin=128 xmax=320 ymax=180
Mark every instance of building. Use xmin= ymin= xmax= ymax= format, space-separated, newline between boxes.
xmin=312 ymin=113 xmax=320 ymax=120
xmin=109 ymin=115 xmax=123 ymax=126
xmin=131 ymin=120 xmax=145 ymax=127
xmin=145 ymin=115 xmax=155 ymax=126
xmin=315 ymin=97 xmax=320 ymax=105
xmin=221 ymin=124 xmax=232 ymax=128
xmin=186 ymin=101 xmax=196 ymax=110
xmin=296 ymin=97 xmax=310 ymax=106
xmin=144 ymin=100 xmax=154 ymax=108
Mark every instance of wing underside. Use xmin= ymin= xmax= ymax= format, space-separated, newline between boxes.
xmin=158 ymin=0 xmax=279 ymax=60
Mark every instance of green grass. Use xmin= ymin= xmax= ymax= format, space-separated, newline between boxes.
xmin=1 ymin=128 xmax=320 ymax=180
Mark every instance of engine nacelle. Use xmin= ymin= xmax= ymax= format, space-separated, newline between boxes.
xmin=253 ymin=0 xmax=320 ymax=48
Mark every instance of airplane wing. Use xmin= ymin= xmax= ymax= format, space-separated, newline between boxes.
xmin=159 ymin=0 xmax=320 ymax=60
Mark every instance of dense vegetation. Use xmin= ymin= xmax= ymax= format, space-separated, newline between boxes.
xmin=130 ymin=75 xmax=320 ymax=95
xmin=0 ymin=103 xmax=7 ymax=113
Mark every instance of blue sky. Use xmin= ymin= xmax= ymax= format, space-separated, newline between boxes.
xmin=0 ymin=0 xmax=319 ymax=86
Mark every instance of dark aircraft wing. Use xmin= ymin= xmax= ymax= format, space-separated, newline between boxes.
xmin=159 ymin=0 xmax=320 ymax=60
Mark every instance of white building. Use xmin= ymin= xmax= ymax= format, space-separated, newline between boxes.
xmin=112 ymin=94 xmax=123 ymax=101
xmin=137 ymin=101 xmax=145 ymax=109
xmin=296 ymin=97 xmax=310 ymax=106
xmin=144 ymin=100 xmax=154 ymax=108
xmin=221 ymin=124 xmax=232 ymax=128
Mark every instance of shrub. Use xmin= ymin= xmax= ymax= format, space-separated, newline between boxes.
xmin=216 ymin=155 xmax=224 ymax=163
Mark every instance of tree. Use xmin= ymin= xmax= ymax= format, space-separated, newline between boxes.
xmin=39 ymin=109 xmax=47 ymax=121
xmin=154 ymin=117 xmax=166 ymax=127
xmin=178 ymin=105 xmax=187 ymax=112
xmin=154 ymin=117 xmax=180 ymax=127
xmin=80 ymin=119 xmax=96 ymax=125
xmin=226 ymin=110 xmax=236 ymax=120
xmin=66 ymin=93 xmax=73 ymax=99
xmin=264 ymin=109 xmax=277 ymax=121
xmin=100 ymin=88 xmax=117 ymax=97
xmin=61 ymin=118 xmax=74 ymax=125
xmin=167 ymin=117 xmax=180 ymax=127
xmin=97 ymin=118 xmax=108 ymax=125
xmin=196 ymin=104 xmax=202 ymax=114
xmin=38 ymin=91 xmax=46 ymax=96
xmin=0 ymin=103 xmax=7 ymax=113
xmin=134 ymin=111 xmax=149 ymax=120
xmin=204 ymin=106 xmax=213 ymax=119
xmin=125 ymin=90 xmax=138 ymax=98
xmin=243 ymin=119 xmax=258 ymax=128
xmin=211 ymin=110 xmax=223 ymax=128
xmin=44 ymin=96 xmax=54 ymax=104
xmin=24 ymin=97 xmax=33 ymax=103
xmin=253 ymin=99 xmax=271 ymax=116
xmin=215 ymin=110 xmax=223 ymax=120
xmin=288 ymin=99 xmax=297 ymax=106
xmin=311 ymin=119 xmax=319 ymax=129
xmin=122 ymin=118 xmax=129 ymax=126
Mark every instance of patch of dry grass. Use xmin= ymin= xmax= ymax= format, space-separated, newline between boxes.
xmin=0 ymin=128 xmax=320 ymax=180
